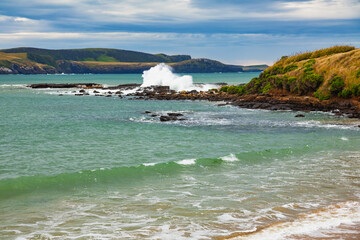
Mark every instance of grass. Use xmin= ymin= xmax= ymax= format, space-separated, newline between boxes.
xmin=0 ymin=52 xmax=27 ymax=61
xmin=219 ymin=46 xmax=360 ymax=99
xmin=285 ymin=46 xmax=355 ymax=64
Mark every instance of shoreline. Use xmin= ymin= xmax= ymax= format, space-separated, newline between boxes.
xmin=129 ymin=89 xmax=360 ymax=120
xmin=27 ymin=82 xmax=360 ymax=119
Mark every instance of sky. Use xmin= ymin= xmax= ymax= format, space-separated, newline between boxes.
xmin=0 ymin=0 xmax=359 ymax=65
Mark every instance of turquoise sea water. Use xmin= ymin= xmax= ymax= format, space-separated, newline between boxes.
xmin=0 ymin=72 xmax=360 ymax=239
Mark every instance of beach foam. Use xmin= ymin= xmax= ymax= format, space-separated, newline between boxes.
xmin=232 ymin=201 xmax=360 ymax=240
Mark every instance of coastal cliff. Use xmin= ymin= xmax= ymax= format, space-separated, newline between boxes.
xmin=214 ymin=46 xmax=360 ymax=117
xmin=0 ymin=47 xmax=267 ymax=74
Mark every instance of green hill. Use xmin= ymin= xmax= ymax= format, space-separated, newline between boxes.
xmin=220 ymin=46 xmax=360 ymax=100
xmin=1 ymin=47 xmax=191 ymax=65
xmin=0 ymin=47 xmax=267 ymax=74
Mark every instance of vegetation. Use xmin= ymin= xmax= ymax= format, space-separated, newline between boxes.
xmin=339 ymin=89 xmax=352 ymax=98
xmin=219 ymin=46 xmax=360 ymax=100
xmin=220 ymin=85 xmax=246 ymax=94
xmin=0 ymin=48 xmax=267 ymax=74
xmin=329 ymin=76 xmax=345 ymax=96
xmin=351 ymin=84 xmax=360 ymax=96
xmin=356 ymin=70 xmax=360 ymax=79
xmin=285 ymin=46 xmax=355 ymax=64
xmin=1 ymin=47 xmax=191 ymax=63
xmin=313 ymin=90 xmax=330 ymax=100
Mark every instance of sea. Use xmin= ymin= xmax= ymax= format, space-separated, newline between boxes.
xmin=0 ymin=71 xmax=360 ymax=239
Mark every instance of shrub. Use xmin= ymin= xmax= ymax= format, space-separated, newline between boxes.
xmin=208 ymin=88 xmax=218 ymax=92
xmin=339 ymin=89 xmax=352 ymax=98
xmin=230 ymin=85 xmax=246 ymax=95
xmin=329 ymin=76 xmax=345 ymax=95
xmin=271 ymin=65 xmax=284 ymax=75
xmin=262 ymin=82 xmax=273 ymax=93
xmin=220 ymin=86 xmax=229 ymax=92
xmin=351 ymin=84 xmax=360 ymax=96
xmin=303 ymin=59 xmax=316 ymax=68
xmin=220 ymin=85 xmax=245 ymax=95
xmin=314 ymin=90 xmax=330 ymax=100
xmin=356 ymin=70 xmax=360 ymax=79
xmin=303 ymin=73 xmax=323 ymax=87
xmin=283 ymin=64 xmax=298 ymax=73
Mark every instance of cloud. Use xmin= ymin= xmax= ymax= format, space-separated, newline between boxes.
xmin=1 ymin=0 xmax=359 ymax=27
xmin=0 ymin=0 xmax=358 ymax=64
xmin=276 ymin=0 xmax=360 ymax=20
xmin=0 ymin=14 xmax=50 ymax=32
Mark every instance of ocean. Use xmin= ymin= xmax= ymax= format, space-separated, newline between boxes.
xmin=0 ymin=72 xmax=359 ymax=239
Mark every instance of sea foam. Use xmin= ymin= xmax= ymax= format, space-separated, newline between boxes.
xmin=141 ymin=63 xmax=216 ymax=91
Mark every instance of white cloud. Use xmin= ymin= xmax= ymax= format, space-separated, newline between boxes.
xmin=0 ymin=32 xmax=271 ymax=41
xmin=277 ymin=0 xmax=360 ymax=20
xmin=1 ymin=0 xmax=359 ymax=28
xmin=67 ymin=0 xmax=360 ymax=22
xmin=0 ymin=14 xmax=50 ymax=32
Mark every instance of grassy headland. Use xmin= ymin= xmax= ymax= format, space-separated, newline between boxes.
xmin=0 ymin=47 xmax=267 ymax=74
xmin=220 ymin=46 xmax=360 ymax=100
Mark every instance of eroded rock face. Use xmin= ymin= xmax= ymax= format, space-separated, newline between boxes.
xmin=0 ymin=67 xmax=13 ymax=74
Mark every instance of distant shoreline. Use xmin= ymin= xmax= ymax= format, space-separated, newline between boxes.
xmin=0 ymin=47 xmax=268 ymax=74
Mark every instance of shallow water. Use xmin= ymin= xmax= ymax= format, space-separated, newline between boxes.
xmin=0 ymin=73 xmax=359 ymax=239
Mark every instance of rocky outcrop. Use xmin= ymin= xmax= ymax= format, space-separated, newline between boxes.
xmin=135 ymin=90 xmax=360 ymax=118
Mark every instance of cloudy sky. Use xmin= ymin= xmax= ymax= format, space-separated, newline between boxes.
xmin=0 ymin=0 xmax=359 ymax=65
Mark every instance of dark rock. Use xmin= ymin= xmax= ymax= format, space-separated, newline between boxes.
xmin=160 ymin=115 xmax=181 ymax=121
xmin=94 ymin=90 xmax=100 ymax=93
xmin=151 ymin=114 xmax=158 ymax=117
xmin=105 ymin=95 xmax=112 ymax=97
xmin=152 ymin=85 xmax=170 ymax=93
xmin=75 ymin=94 xmax=83 ymax=96
xmin=58 ymin=94 xmax=63 ymax=96
xmin=188 ymin=90 xmax=198 ymax=94
xmin=160 ymin=116 xmax=172 ymax=122
xmin=115 ymin=91 xmax=122 ymax=94
xmin=28 ymin=83 xmax=100 ymax=89
xmin=295 ymin=114 xmax=305 ymax=117
xmin=79 ymin=89 xmax=85 ymax=93
xmin=168 ymin=113 xmax=183 ymax=117
xmin=144 ymin=111 xmax=152 ymax=114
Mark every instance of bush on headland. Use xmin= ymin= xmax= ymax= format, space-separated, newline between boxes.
xmin=219 ymin=46 xmax=360 ymax=100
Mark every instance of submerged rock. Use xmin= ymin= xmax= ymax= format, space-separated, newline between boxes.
xmin=295 ymin=114 xmax=305 ymax=117
xmin=167 ymin=113 xmax=183 ymax=117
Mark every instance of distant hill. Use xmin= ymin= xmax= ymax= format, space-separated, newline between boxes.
xmin=220 ymin=46 xmax=360 ymax=100
xmin=0 ymin=47 xmax=268 ymax=74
